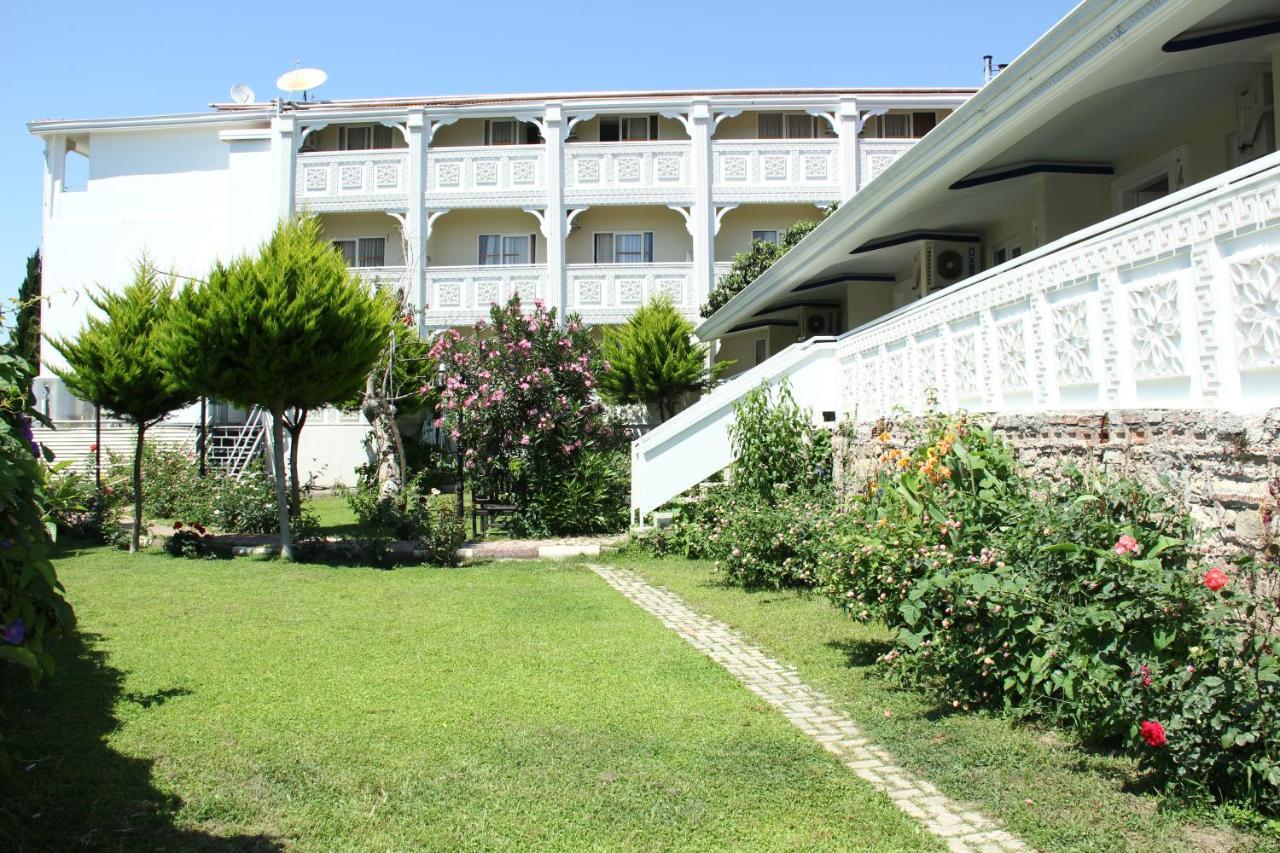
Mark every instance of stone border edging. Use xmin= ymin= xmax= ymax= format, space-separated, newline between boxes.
xmin=588 ymin=564 xmax=1029 ymax=853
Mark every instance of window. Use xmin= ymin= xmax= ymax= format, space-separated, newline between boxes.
xmin=1125 ymin=176 xmax=1170 ymax=210
xmin=337 ymin=125 xmax=394 ymax=150
xmin=751 ymin=229 xmax=780 ymax=245
xmin=1113 ymin=145 xmax=1188 ymax=213
xmin=484 ymin=120 xmax=541 ymax=146
xmin=754 ymin=338 xmax=768 ymax=366
xmin=593 ymin=232 xmax=654 ymax=264
xmin=478 ymin=234 xmax=536 ymax=265
xmin=757 ymin=113 xmax=828 ymax=139
xmin=332 ymin=238 xmax=385 ymax=268
xmin=598 ymin=115 xmax=659 ymax=142
xmin=990 ymin=240 xmax=1022 ymax=267
xmin=880 ymin=113 xmax=912 ymax=138
xmin=912 ymin=112 xmax=938 ymax=136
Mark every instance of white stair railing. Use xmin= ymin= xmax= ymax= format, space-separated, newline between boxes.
xmin=629 ymin=336 xmax=837 ymax=524
xmin=220 ymin=407 xmax=266 ymax=479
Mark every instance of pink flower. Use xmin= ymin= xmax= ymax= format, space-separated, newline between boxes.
xmin=520 ymin=435 xmax=530 ymax=445
xmin=1112 ymin=535 xmax=1141 ymax=556
xmin=1203 ymin=567 xmax=1228 ymax=592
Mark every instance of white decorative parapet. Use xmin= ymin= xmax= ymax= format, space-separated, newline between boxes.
xmin=857 ymin=139 xmax=914 ymax=190
xmin=836 ymin=151 xmax=1280 ymax=421
xmin=566 ymin=263 xmax=698 ymax=323
xmin=630 ymin=336 xmax=836 ymax=522
xmin=296 ymin=151 xmax=410 ymax=211
xmin=565 ymin=142 xmax=692 ymax=205
xmin=423 ymin=264 xmax=549 ymax=327
xmin=355 ymin=265 xmax=410 ymax=291
xmin=426 ymin=145 xmax=546 ymax=208
xmin=712 ymin=139 xmax=841 ymax=203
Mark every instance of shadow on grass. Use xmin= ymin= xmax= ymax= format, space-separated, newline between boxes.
xmin=825 ymin=636 xmax=895 ymax=669
xmin=2 ymin=629 xmax=281 ymax=851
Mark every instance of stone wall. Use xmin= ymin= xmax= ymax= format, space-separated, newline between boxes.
xmin=834 ymin=409 xmax=1280 ymax=560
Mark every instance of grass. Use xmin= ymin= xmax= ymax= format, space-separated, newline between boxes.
xmin=5 ymin=544 xmax=938 ymax=851
xmin=305 ymin=493 xmax=359 ymax=536
xmin=611 ymin=553 xmax=1280 ymax=852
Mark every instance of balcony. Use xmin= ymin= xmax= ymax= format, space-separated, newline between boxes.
xmin=296 ymin=150 xmax=410 ymax=212
xmin=426 ymin=145 xmax=546 ymax=208
xmin=712 ymin=139 xmax=841 ymax=204
xmin=423 ymin=264 xmax=549 ymax=327
xmin=353 ymin=265 xmax=410 ymax=291
xmin=857 ymin=139 xmax=915 ymax=190
xmin=564 ymin=142 xmax=693 ymax=206
xmin=835 ymin=150 xmax=1280 ymax=418
xmin=566 ymin=263 xmax=698 ymax=323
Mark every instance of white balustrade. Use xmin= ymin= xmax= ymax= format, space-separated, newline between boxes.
xmin=566 ymin=263 xmax=698 ymax=323
xmin=564 ymin=142 xmax=693 ymax=205
xmin=423 ymin=264 xmax=549 ymax=327
xmin=712 ymin=139 xmax=842 ymax=203
xmin=836 ymin=151 xmax=1280 ymax=421
xmin=296 ymin=150 xmax=410 ymax=211
xmin=857 ymin=139 xmax=915 ymax=190
xmin=354 ymin=265 xmax=410 ymax=291
xmin=426 ymin=145 xmax=546 ymax=207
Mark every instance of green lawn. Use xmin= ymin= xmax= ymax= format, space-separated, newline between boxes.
xmin=613 ymin=554 xmax=1275 ymax=852
xmin=6 ymin=544 xmax=937 ymax=851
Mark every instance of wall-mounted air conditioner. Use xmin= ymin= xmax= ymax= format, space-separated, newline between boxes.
xmin=799 ymin=307 xmax=839 ymax=339
xmin=915 ymin=240 xmax=981 ymax=297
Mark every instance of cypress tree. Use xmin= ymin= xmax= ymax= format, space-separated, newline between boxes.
xmin=50 ymin=262 xmax=194 ymax=552
xmin=163 ymin=216 xmax=393 ymax=560
xmin=11 ymin=250 xmax=41 ymax=392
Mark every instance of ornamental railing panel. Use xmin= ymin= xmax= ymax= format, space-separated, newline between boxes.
xmin=565 ymin=262 xmax=698 ymax=323
xmin=834 ymin=151 xmax=1280 ymax=422
xmin=423 ymin=264 xmax=549 ymax=327
xmin=712 ymin=139 xmax=841 ymax=204
xmin=857 ymin=139 xmax=915 ymax=190
xmin=425 ymin=145 xmax=546 ymax=208
xmin=296 ymin=150 xmax=410 ymax=212
xmin=564 ymin=142 xmax=693 ymax=206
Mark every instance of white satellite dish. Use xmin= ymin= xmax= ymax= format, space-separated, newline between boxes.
xmin=229 ymin=83 xmax=256 ymax=104
xmin=276 ymin=67 xmax=327 ymax=99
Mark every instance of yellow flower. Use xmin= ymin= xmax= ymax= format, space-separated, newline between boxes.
xmin=878 ymin=431 xmax=892 ymax=443
xmin=896 ymin=457 xmax=909 ymax=469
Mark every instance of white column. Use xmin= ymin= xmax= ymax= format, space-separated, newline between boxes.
xmin=837 ymin=97 xmax=860 ymax=199
xmin=272 ymin=114 xmax=298 ymax=222
xmin=41 ymin=134 xmax=67 ymax=228
xmin=543 ymin=103 xmax=568 ymax=320
xmin=690 ymin=99 xmax=715 ymax=301
xmin=405 ymin=110 xmax=427 ymax=318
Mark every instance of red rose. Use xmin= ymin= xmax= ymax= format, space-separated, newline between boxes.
xmin=173 ymin=521 xmax=183 ymax=530
xmin=1140 ymin=720 xmax=1166 ymax=747
xmin=1203 ymin=567 xmax=1228 ymax=592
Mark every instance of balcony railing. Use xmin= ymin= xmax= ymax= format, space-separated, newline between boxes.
xmin=835 ymin=150 xmax=1280 ymax=420
xmin=426 ymin=145 xmax=546 ymax=208
xmin=566 ymin=263 xmax=698 ymax=323
xmin=353 ymin=265 xmax=410 ymax=291
xmin=423 ymin=264 xmax=549 ymax=327
xmin=857 ymin=139 xmax=915 ymax=190
xmin=564 ymin=142 xmax=693 ymax=205
xmin=296 ymin=150 xmax=410 ymax=211
xmin=712 ymin=139 xmax=841 ymax=204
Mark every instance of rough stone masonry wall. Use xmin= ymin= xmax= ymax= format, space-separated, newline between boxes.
xmin=834 ymin=409 xmax=1280 ymax=561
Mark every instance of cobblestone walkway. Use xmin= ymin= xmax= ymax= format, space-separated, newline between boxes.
xmin=589 ymin=564 xmax=1028 ymax=853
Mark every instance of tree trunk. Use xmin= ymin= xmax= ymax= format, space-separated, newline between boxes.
xmin=270 ymin=409 xmax=294 ymax=561
xmin=285 ymin=409 xmax=307 ymax=516
xmin=131 ymin=422 xmax=146 ymax=553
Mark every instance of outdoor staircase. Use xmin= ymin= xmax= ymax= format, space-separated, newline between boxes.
xmin=203 ymin=407 xmax=267 ymax=477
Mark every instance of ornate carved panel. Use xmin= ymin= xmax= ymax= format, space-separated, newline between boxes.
xmin=339 ymin=164 xmax=364 ymax=191
xmin=373 ymin=163 xmax=399 ymax=189
xmin=473 ymin=159 xmax=499 ymax=186
xmin=996 ymin=318 xmax=1029 ymax=392
xmin=511 ymin=159 xmax=535 ymax=185
xmin=575 ymin=158 xmax=601 ymax=183
xmin=475 ymin=280 xmax=500 ymax=307
xmin=721 ymin=156 xmax=748 ymax=181
xmin=1052 ymin=301 xmax=1094 ymax=384
xmin=437 ymin=162 xmax=461 ymax=188
xmin=1128 ymin=278 xmax=1185 ymax=379
xmin=616 ymin=157 xmax=642 ymax=182
xmin=654 ymin=276 xmax=683 ymax=303
xmin=577 ymin=277 xmax=603 ymax=305
xmin=303 ymin=167 xmax=328 ymax=192
xmin=1229 ymin=252 xmax=1280 ymax=370
xmin=762 ymin=155 xmax=788 ymax=181
xmin=436 ymin=281 xmax=462 ymax=308
xmin=654 ymin=157 xmax=681 ymax=181
xmin=952 ymin=330 xmax=981 ymax=397
xmin=617 ymin=277 xmax=644 ymax=304
xmin=803 ymin=154 xmax=828 ymax=181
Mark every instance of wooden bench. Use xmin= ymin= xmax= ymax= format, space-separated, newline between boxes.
xmin=471 ymin=496 xmax=518 ymax=538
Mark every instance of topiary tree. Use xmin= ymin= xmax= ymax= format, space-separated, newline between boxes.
xmin=51 ymin=262 xmax=195 ymax=552
xmin=700 ymin=210 xmax=835 ymax=318
xmin=599 ymin=294 xmax=728 ymax=421
xmin=163 ymin=216 xmax=394 ymax=560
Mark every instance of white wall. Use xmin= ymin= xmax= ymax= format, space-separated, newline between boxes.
xmin=319 ymin=212 xmax=407 ymax=266
xmin=566 ymin=206 xmax=690 ymax=263
xmin=428 ymin=208 xmax=544 ymax=266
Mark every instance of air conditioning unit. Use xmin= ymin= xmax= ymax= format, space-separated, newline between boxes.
xmin=799 ymin=307 xmax=839 ymax=339
xmin=915 ymin=240 xmax=981 ymax=296
xmin=1235 ymin=73 xmax=1275 ymax=165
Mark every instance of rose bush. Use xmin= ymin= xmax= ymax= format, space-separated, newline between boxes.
xmin=430 ymin=296 xmax=628 ymax=537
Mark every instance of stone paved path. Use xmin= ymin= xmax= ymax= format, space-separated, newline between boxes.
xmin=589 ymin=564 xmax=1029 ymax=853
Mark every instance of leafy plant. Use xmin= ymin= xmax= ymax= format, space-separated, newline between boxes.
xmin=599 ymin=295 xmax=727 ymax=421
xmin=700 ymin=214 xmax=831 ymax=318
xmin=162 ymin=216 xmax=394 ymax=560
xmin=728 ymin=378 xmax=830 ymax=501
xmin=50 ymin=261 xmax=195 ymax=552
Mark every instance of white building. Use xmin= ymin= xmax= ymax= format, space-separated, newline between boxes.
xmin=633 ymin=0 xmax=1280 ymax=523
xmin=28 ymin=86 xmax=971 ymax=484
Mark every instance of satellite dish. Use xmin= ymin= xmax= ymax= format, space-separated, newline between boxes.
xmin=229 ymin=83 xmax=256 ymax=104
xmin=276 ymin=67 xmax=327 ymax=96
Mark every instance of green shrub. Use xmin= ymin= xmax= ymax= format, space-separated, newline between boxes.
xmin=710 ymin=485 xmax=834 ymax=588
xmin=419 ymin=501 xmax=467 ymax=567
xmin=509 ymin=448 xmax=630 ymax=538
xmin=728 ymin=379 xmax=831 ymax=501
xmin=164 ymin=522 xmax=223 ymax=559
xmin=701 ymin=216 xmax=830 ymax=318
xmin=345 ymin=466 xmax=440 ymax=541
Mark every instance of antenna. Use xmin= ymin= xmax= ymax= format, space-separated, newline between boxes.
xmin=276 ymin=64 xmax=327 ymax=102
xmin=229 ymin=83 xmax=256 ymax=105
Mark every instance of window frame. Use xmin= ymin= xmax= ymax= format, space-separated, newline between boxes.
xmin=751 ymin=229 xmax=781 ymax=246
xmin=592 ymin=231 xmax=655 ymax=264
xmin=336 ymin=124 xmax=396 ymax=151
xmin=757 ymin=112 xmax=832 ymax=140
xmin=332 ymin=236 xmax=387 ymax=268
xmin=477 ymin=233 xmax=538 ymax=266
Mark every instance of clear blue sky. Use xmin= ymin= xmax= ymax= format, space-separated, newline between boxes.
xmin=0 ymin=0 xmax=1072 ymax=311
